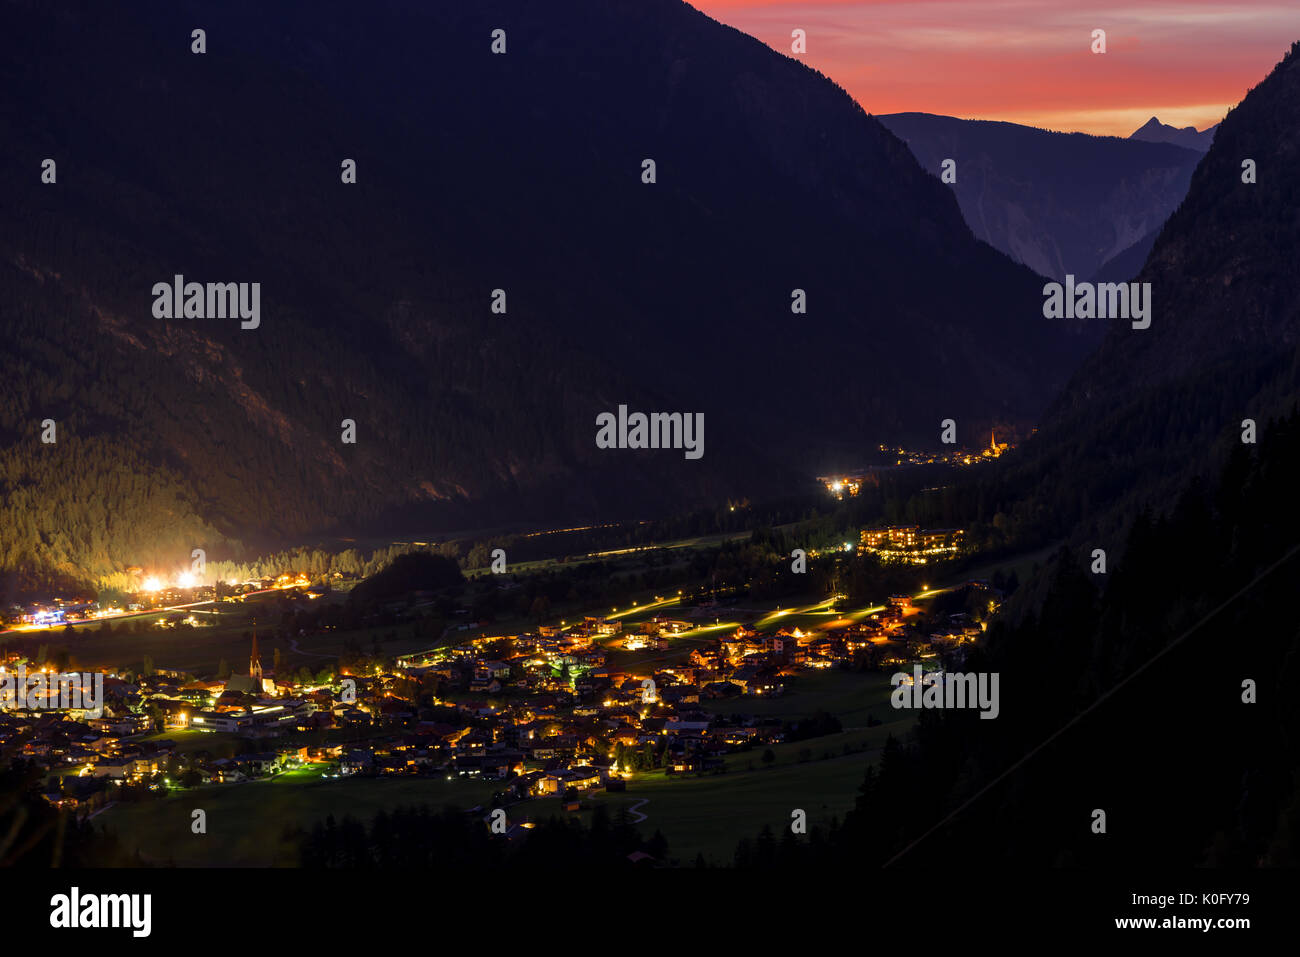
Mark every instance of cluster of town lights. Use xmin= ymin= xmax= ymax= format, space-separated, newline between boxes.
xmin=140 ymin=573 xmax=197 ymax=592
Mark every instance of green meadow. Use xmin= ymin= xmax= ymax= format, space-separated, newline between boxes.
xmin=97 ymin=766 xmax=500 ymax=867
xmin=575 ymin=727 xmax=904 ymax=865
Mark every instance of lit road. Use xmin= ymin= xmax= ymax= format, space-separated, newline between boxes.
xmin=0 ymin=584 xmax=301 ymax=636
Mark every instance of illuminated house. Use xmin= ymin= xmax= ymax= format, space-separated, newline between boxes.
xmin=887 ymin=595 xmax=917 ymax=615
xmin=860 ymin=526 xmax=965 ymax=564
xmin=188 ymin=703 xmax=300 ymax=734
xmin=640 ymin=617 xmax=692 ymax=637
xmin=535 ymin=766 xmax=605 ymax=795
xmin=584 ymin=617 xmax=622 ymax=637
xmin=919 ymin=529 xmax=964 ymax=554
xmin=861 ymin=526 xmax=919 ymax=549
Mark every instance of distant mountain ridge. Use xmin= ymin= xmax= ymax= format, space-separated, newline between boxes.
xmin=878 ymin=112 xmax=1204 ymax=282
xmin=1129 ymin=116 xmax=1219 ymax=152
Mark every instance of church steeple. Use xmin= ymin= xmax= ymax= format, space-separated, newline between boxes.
xmin=250 ymin=628 xmax=263 ymax=680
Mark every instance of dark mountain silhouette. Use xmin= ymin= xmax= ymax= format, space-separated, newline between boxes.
xmin=989 ymin=40 xmax=1300 ymax=552
xmin=878 ymin=112 xmax=1204 ymax=281
xmin=0 ymin=0 xmax=1085 ymax=592
xmin=1054 ymin=43 xmax=1300 ymax=425
xmin=1129 ymin=115 xmax=1219 ymax=152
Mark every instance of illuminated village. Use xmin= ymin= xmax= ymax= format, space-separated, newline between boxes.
xmin=0 ymin=550 xmax=998 ymax=820
xmin=880 ymin=430 xmax=1013 ymax=467
xmin=820 ymin=432 xmax=1014 ymax=500
xmin=3 ymin=571 xmax=318 ymax=632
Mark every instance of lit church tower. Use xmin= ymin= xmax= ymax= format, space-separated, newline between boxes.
xmin=250 ymin=629 xmax=263 ymax=680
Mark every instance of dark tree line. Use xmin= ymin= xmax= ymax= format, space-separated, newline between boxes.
xmin=299 ymin=803 xmax=666 ymax=869
xmin=738 ymin=409 xmax=1300 ymax=868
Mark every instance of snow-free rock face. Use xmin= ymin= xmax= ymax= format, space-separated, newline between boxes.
xmin=880 ymin=112 xmax=1204 ymax=282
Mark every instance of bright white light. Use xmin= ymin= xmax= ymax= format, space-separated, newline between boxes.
xmin=142 ymin=577 xmax=163 ymax=592
xmin=177 ymin=572 xmax=197 ymax=588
